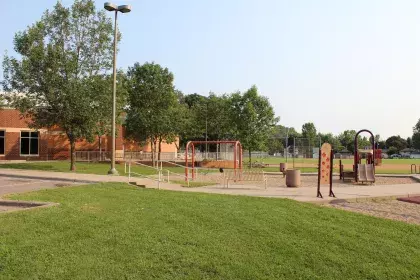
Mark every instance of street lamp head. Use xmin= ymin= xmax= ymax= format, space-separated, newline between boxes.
xmin=104 ymin=2 xmax=117 ymax=11
xmin=118 ymin=5 xmax=132 ymax=13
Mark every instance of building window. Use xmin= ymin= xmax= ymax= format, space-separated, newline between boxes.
xmin=0 ymin=131 xmax=4 ymax=155
xmin=21 ymin=131 xmax=39 ymax=156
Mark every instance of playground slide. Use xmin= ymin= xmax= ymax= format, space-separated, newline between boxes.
xmin=358 ymin=164 xmax=375 ymax=183
xmin=358 ymin=164 xmax=367 ymax=182
xmin=365 ymin=164 xmax=375 ymax=182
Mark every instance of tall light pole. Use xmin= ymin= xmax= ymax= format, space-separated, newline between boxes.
xmin=104 ymin=2 xmax=131 ymax=175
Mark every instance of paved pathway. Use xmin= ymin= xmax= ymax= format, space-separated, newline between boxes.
xmin=0 ymin=168 xmax=178 ymax=196
xmin=0 ymin=168 xmax=419 ymax=202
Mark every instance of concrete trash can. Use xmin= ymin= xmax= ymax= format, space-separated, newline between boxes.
xmin=286 ymin=169 xmax=301 ymax=188
xmin=280 ymin=163 xmax=287 ymax=173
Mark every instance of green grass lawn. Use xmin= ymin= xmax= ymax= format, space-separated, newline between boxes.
xmin=0 ymin=183 xmax=419 ymax=279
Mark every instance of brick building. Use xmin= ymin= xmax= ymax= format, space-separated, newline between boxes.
xmin=0 ymin=108 xmax=178 ymax=161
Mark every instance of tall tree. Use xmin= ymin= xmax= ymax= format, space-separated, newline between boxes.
xmin=0 ymin=94 xmax=5 ymax=108
xmin=385 ymin=136 xmax=407 ymax=152
xmin=87 ymin=71 xmax=128 ymax=153
xmin=125 ymin=62 xmax=179 ymax=166
xmin=412 ymin=119 xmax=420 ymax=150
xmin=230 ymin=86 xmax=278 ymax=164
xmin=267 ymin=126 xmax=286 ymax=155
xmin=406 ymin=137 xmax=412 ymax=148
xmin=318 ymin=133 xmax=342 ymax=150
xmin=2 ymin=0 xmax=116 ymax=171
xmin=301 ymin=122 xmax=318 ymax=155
xmin=337 ymin=130 xmax=357 ymax=153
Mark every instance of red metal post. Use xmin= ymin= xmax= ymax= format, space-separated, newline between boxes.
xmin=192 ymin=144 xmax=195 ymax=180
xmin=185 ymin=142 xmax=190 ymax=181
xmin=234 ymin=142 xmax=237 ymax=176
xmin=239 ymin=143 xmax=243 ymax=172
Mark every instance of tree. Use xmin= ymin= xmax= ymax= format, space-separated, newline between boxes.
xmin=0 ymin=93 xmax=5 ymax=108
xmin=406 ymin=137 xmax=412 ymax=148
xmin=385 ymin=136 xmax=407 ymax=153
xmin=301 ymin=123 xmax=317 ymax=146
xmin=377 ymin=141 xmax=387 ymax=149
xmin=337 ymin=130 xmax=357 ymax=153
xmin=2 ymin=0 xmax=116 ymax=171
xmin=229 ymin=85 xmax=279 ymax=164
xmin=319 ymin=133 xmax=342 ymax=150
xmin=267 ymin=126 xmax=285 ymax=155
xmin=413 ymin=133 xmax=420 ymax=150
xmin=301 ymin=122 xmax=318 ymax=155
xmin=87 ymin=71 xmax=128 ymax=153
xmin=125 ymin=62 xmax=179 ymax=166
xmin=413 ymin=119 xmax=420 ymax=150
xmin=387 ymin=146 xmax=398 ymax=156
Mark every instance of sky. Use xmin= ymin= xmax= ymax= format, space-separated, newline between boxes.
xmin=1 ymin=0 xmax=419 ymax=139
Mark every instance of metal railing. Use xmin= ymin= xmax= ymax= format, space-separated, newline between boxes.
xmin=126 ymin=161 xmax=162 ymax=189
xmin=75 ymin=151 xmax=178 ymax=162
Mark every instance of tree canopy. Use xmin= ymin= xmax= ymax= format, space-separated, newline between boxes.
xmin=2 ymin=0 xmax=117 ymax=170
xmin=125 ymin=62 xmax=179 ymax=165
xmin=230 ymin=86 xmax=279 ymax=163
xmin=412 ymin=119 xmax=420 ymax=150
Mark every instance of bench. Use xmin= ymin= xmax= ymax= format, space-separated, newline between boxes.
xmin=342 ymin=171 xmax=354 ymax=182
xmin=223 ymin=170 xmax=267 ymax=189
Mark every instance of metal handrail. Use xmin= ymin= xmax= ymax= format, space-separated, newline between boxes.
xmin=127 ymin=161 xmax=161 ymax=189
xmin=163 ymin=169 xmax=190 ymax=187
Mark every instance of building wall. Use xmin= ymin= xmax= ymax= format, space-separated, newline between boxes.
xmin=0 ymin=109 xmax=178 ymax=160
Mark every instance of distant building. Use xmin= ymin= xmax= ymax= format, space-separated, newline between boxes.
xmin=0 ymin=108 xmax=178 ymax=161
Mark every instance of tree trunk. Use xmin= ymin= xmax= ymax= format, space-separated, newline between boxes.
xmin=153 ymin=139 xmax=158 ymax=167
xmin=249 ymin=149 xmax=252 ymax=168
xmin=150 ymin=138 xmax=155 ymax=168
xmin=98 ymin=135 xmax=102 ymax=161
xmin=158 ymin=137 xmax=162 ymax=161
xmin=70 ymin=139 xmax=76 ymax=171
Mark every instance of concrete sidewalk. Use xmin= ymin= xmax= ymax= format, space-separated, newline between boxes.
xmin=0 ymin=168 xmax=178 ymax=189
xmin=148 ymin=181 xmax=420 ymax=202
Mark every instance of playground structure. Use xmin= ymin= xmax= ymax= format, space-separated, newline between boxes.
xmin=185 ymin=141 xmax=243 ymax=180
xmin=317 ymin=143 xmax=335 ymax=198
xmin=339 ymin=129 xmax=379 ymax=183
xmin=411 ymin=164 xmax=420 ymax=174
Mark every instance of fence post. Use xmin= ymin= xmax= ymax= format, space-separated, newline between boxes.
xmin=158 ymin=170 xmax=161 ymax=189
xmin=167 ymin=170 xmax=170 ymax=183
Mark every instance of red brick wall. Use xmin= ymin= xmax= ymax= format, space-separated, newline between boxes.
xmin=0 ymin=131 xmax=48 ymax=160
xmin=0 ymin=109 xmax=178 ymax=160
xmin=0 ymin=109 xmax=32 ymax=128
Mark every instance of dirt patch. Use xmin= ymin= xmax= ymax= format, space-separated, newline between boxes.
xmin=326 ymin=199 xmax=420 ymax=225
